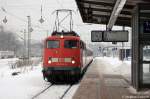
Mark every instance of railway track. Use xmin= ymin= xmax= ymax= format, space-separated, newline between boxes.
xmin=31 ymin=84 xmax=73 ymax=99
xmin=59 ymin=85 xmax=73 ymax=99
xmin=31 ymin=84 xmax=53 ymax=99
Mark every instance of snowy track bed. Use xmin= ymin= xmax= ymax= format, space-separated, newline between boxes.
xmin=32 ymin=84 xmax=53 ymax=99
xmin=32 ymin=84 xmax=78 ymax=99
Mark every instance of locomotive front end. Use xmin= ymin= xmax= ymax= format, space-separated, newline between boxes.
xmin=42 ymin=36 xmax=81 ymax=82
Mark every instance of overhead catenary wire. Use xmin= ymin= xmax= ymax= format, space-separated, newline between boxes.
xmin=0 ymin=7 xmax=46 ymax=28
xmin=0 ymin=0 xmax=78 ymax=33
xmin=1 ymin=7 xmax=27 ymax=22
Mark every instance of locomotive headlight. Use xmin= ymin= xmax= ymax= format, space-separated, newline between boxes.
xmin=48 ymin=60 xmax=52 ymax=64
xmin=72 ymin=60 xmax=75 ymax=64
xmin=60 ymin=35 xmax=63 ymax=38
xmin=48 ymin=57 xmax=52 ymax=64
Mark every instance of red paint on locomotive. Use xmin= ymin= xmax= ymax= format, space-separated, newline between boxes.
xmin=43 ymin=36 xmax=81 ymax=68
xmin=42 ymin=32 xmax=93 ymax=82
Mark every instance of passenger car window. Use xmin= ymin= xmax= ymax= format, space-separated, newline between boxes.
xmin=47 ymin=40 xmax=59 ymax=48
xmin=64 ymin=40 xmax=78 ymax=48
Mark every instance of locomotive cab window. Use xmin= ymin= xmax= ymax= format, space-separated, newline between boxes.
xmin=64 ymin=40 xmax=78 ymax=48
xmin=47 ymin=40 xmax=59 ymax=48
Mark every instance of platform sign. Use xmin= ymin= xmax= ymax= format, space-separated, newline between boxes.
xmin=91 ymin=31 xmax=103 ymax=42
xmin=103 ymin=30 xmax=128 ymax=42
xmin=143 ymin=21 xmax=150 ymax=33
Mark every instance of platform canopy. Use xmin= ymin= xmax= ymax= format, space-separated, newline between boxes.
xmin=75 ymin=0 xmax=150 ymax=29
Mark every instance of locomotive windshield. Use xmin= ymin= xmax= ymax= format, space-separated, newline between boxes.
xmin=47 ymin=40 xmax=59 ymax=48
xmin=64 ymin=40 xmax=78 ymax=48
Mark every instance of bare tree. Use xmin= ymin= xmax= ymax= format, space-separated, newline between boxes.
xmin=0 ymin=25 xmax=21 ymax=53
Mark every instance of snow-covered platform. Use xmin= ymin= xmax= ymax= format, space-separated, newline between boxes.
xmin=73 ymin=57 xmax=150 ymax=99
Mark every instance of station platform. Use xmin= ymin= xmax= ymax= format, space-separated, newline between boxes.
xmin=73 ymin=58 xmax=150 ymax=99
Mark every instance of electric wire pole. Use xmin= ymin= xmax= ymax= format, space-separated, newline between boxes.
xmin=23 ymin=29 xmax=26 ymax=58
xmin=27 ymin=16 xmax=31 ymax=60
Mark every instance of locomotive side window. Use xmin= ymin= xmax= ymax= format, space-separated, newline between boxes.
xmin=64 ymin=40 xmax=78 ymax=48
xmin=80 ymin=41 xmax=84 ymax=49
xmin=80 ymin=41 xmax=86 ymax=49
xmin=47 ymin=40 xmax=59 ymax=48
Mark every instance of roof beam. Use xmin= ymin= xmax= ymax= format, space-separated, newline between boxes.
xmin=92 ymin=14 xmax=131 ymax=20
xmin=84 ymin=18 xmax=131 ymax=26
xmin=107 ymin=0 xmax=127 ymax=30
xmin=83 ymin=7 xmax=132 ymax=15
xmin=78 ymin=0 xmax=133 ymax=9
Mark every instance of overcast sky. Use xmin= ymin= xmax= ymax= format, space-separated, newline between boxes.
xmin=0 ymin=0 xmax=130 ymax=44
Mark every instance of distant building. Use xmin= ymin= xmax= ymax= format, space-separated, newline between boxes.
xmin=0 ymin=51 xmax=14 ymax=59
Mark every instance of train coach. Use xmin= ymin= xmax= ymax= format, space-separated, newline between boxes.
xmin=42 ymin=31 xmax=93 ymax=82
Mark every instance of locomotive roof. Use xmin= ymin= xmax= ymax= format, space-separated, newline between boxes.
xmin=51 ymin=31 xmax=79 ymax=37
xmin=46 ymin=35 xmax=80 ymax=40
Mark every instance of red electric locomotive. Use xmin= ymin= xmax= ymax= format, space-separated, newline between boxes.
xmin=42 ymin=31 xmax=93 ymax=82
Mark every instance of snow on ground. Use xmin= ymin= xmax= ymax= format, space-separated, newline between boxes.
xmin=0 ymin=58 xmax=19 ymax=78
xmin=2 ymin=57 xmax=149 ymax=99
xmin=95 ymin=57 xmax=150 ymax=94
xmin=95 ymin=57 xmax=131 ymax=81
xmin=0 ymin=58 xmax=48 ymax=99
xmin=0 ymin=58 xmax=79 ymax=99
